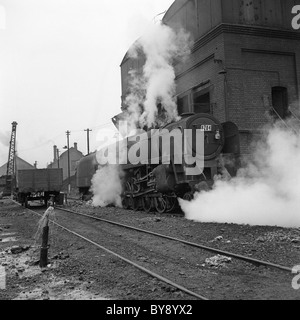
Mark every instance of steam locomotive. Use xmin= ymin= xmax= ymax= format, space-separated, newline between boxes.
xmin=76 ymin=112 xmax=240 ymax=213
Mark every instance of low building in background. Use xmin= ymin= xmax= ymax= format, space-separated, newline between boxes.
xmin=0 ymin=156 xmax=35 ymax=177
xmin=0 ymin=156 xmax=35 ymax=193
xmin=48 ymin=143 xmax=84 ymax=191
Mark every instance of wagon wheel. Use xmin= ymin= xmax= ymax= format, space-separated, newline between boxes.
xmin=142 ymin=196 xmax=152 ymax=213
xmin=183 ymin=192 xmax=194 ymax=202
xmin=165 ymin=196 xmax=177 ymax=213
xmin=154 ymin=196 xmax=167 ymax=214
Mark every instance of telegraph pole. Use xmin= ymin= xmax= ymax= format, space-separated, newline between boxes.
xmin=66 ymin=131 xmax=71 ymax=195
xmin=84 ymin=129 xmax=92 ymax=155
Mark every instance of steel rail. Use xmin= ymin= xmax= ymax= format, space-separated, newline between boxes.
xmin=21 ymin=203 xmax=209 ymax=301
xmin=58 ymin=207 xmax=293 ymax=273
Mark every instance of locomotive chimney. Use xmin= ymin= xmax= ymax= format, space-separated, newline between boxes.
xmin=74 ymin=142 xmax=78 ymax=150
xmin=53 ymin=145 xmax=57 ymax=162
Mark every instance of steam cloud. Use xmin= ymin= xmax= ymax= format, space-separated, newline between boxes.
xmin=125 ymin=23 xmax=192 ymax=129
xmin=180 ymin=121 xmax=300 ymax=228
xmin=91 ymin=23 xmax=192 ymax=207
xmin=91 ymin=164 xmax=123 ymax=208
xmin=91 ymin=136 xmax=126 ymax=208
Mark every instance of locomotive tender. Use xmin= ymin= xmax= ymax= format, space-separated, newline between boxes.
xmin=76 ymin=112 xmax=240 ymax=213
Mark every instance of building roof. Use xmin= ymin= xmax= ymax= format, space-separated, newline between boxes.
xmin=0 ymin=156 xmax=35 ymax=177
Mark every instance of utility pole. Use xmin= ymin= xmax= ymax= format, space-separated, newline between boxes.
xmin=66 ymin=131 xmax=71 ymax=195
xmin=84 ymin=129 xmax=92 ymax=155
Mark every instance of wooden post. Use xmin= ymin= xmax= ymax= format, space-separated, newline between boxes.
xmin=39 ymin=226 xmax=49 ymax=268
xmin=39 ymin=214 xmax=50 ymax=268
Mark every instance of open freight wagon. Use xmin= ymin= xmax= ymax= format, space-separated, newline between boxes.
xmin=15 ymin=168 xmax=63 ymax=207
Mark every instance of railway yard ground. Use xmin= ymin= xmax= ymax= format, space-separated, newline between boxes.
xmin=0 ymin=197 xmax=300 ymax=301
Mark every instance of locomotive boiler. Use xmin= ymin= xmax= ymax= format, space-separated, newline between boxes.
xmin=76 ymin=112 xmax=240 ymax=213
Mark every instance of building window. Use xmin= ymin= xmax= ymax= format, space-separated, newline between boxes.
xmin=271 ymin=86 xmax=289 ymax=119
xmin=193 ymin=91 xmax=211 ymax=114
xmin=177 ymin=95 xmax=189 ymax=115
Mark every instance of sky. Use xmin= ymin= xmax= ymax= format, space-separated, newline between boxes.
xmin=0 ymin=0 xmax=175 ymax=168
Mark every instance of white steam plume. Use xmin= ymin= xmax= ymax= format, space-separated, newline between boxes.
xmin=91 ymin=164 xmax=123 ymax=208
xmin=180 ymin=121 xmax=300 ymax=228
xmin=91 ymin=132 xmax=126 ymax=208
xmin=126 ymin=23 xmax=192 ymax=128
xmin=91 ymin=23 xmax=192 ymax=208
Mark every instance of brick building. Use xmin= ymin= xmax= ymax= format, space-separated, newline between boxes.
xmin=120 ymin=0 xmax=300 ymax=154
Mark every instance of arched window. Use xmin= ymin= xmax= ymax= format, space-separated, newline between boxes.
xmin=0 ymin=5 xmax=6 ymax=30
xmin=272 ymin=86 xmax=289 ymax=119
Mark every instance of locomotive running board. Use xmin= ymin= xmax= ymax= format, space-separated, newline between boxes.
xmin=124 ymin=188 xmax=156 ymax=199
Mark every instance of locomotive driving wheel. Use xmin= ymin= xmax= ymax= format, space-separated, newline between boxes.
xmin=142 ymin=196 xmax=152 ymax=213
xmin=165 ymin=196 xmax=177 ymax=213
xmin=154 ymin=196 xmax=167 ymax=214
xmin=129 ymin=195 xmax=139 ymax=211
xmin=133 ymin=197 xmax=140 ymax=211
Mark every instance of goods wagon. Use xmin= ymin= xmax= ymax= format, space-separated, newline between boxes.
xmin=16 ymin=169 xmax=63 ymax=207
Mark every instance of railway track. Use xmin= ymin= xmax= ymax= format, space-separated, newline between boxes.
xmin=17 ymin=202 xmax=296 ymax=300
xmin=20 ymin=203 xmax=209 ymax=300
xmin=58 ymin=206 xmax=293 ymax=274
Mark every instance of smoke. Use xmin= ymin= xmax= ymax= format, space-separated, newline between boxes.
xmin=125 ymin=23 xmax=192 ymax=129
xmin=180 ymin=121 xmax=300 ymax=228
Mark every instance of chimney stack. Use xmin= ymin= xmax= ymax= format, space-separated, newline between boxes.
xmin=53 ymin=145 xmax=57 ymax=162
xmin=74 ymin=142 xmax=77 ymax=150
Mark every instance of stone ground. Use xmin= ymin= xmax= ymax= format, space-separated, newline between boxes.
xmin=0 ymin=198 xmax=300 ymax=300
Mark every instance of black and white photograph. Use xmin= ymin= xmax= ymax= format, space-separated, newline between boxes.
xmin=0 ymin=0 xmax=300 ymax=303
